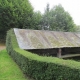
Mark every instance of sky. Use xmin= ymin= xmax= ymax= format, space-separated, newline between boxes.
xmin=29 ymin=0 xmax=80 ymax=25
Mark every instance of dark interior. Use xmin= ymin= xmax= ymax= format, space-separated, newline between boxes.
xmin=26 ymin=47 xmax=80 ymax=57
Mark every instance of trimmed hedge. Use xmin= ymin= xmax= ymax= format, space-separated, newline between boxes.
xmin=6 ymin=29 xmax=80 ymax=80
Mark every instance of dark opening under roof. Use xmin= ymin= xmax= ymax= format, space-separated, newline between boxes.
xmin=14 ymin=28 xmax=80 ymax=50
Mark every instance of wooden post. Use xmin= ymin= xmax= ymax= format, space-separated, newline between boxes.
xmin=57 ymin=48 xmax=61 ymax=58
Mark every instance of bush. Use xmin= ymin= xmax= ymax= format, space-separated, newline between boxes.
xmin=6 ymin=29 xmax=80 ymax=80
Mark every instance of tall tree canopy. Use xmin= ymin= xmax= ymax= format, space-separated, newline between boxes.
xmin=42 ymin=4 xmax=76 ymax=32
xmin=42 ymin=3 xmax=50 ymax=30
xmin=0 ymin=0 xmax=33 ymax=40
xmin=31 ymin=11 xmax=42 ymax=30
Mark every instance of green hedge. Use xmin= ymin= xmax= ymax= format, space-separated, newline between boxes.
xmin=6 ymin=29 xmax=80 ymax=80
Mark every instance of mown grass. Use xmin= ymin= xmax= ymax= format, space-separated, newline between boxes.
xmin=0 ymin=49 xmax=27 ymax=80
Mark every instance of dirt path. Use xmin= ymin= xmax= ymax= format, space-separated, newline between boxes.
xmin=0 ymin=43 xmax=6 ymax=51
xmin=0 ymin=46 xmax=6 ymax=51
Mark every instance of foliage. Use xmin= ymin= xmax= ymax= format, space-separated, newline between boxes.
xmin=42 ymin=3 xmax=50 ymax=30
xmin=31 ymin=11 xmax=42 ymax=30
xmin=75 ymin=25 xmax=80 ymax=32
xmin=42 ymin=4 xmax=76 ymax=32
xmin=0 ymin=0 xmax=33 ymax=40
xmin=6 ymin=29 xmax=80 ymax=80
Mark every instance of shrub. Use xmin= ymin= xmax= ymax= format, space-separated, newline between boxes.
xmin=6 ymin=29 xmax=80 ymax=80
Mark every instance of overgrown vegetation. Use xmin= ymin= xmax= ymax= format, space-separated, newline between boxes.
xmin=6 ymin=29 xmax=80 ymax=80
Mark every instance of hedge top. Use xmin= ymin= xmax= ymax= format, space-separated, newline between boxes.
xmin=14 ymin=28 xmax=80 ymax=50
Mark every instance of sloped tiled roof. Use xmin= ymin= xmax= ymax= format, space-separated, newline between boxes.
xmin=14 ymin=28 xmax=80 ymax=50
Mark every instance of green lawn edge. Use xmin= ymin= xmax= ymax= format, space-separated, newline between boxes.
xmin=0 ymin=49 xmax=30 ymax=80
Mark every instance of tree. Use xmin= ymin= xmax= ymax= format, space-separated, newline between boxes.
xmin=31 ymin=11 xmax=42 ymax=30
xmin=75 ymin=25 xmax=80 ymax=32
xmin=42 ymin=4 xmax=76 ymax=32
xmin=49 ymin=4 xmax=76 ymax=31
xmin=42 ymin=3 xmax=50 ymax=30
xmin=0 ymin=0 xmax=33 ymax=40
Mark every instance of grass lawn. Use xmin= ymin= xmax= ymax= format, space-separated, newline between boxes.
xmin=0 ymin=50 xmax=29 ymax=80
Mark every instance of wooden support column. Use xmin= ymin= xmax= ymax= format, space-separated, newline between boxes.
xmin=57 ymin=48 xmax=62 ymax=58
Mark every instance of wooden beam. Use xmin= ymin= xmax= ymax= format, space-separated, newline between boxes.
xmin=57 ymin=48 xmax=61 ymax=58
xmin=61 ymin=54 xmax=80 ymax=58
